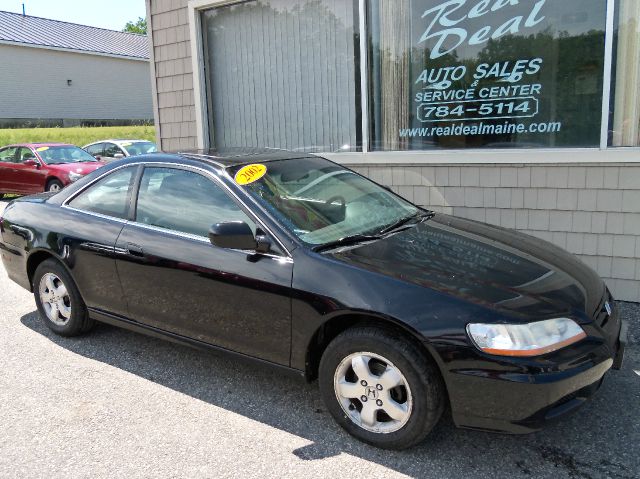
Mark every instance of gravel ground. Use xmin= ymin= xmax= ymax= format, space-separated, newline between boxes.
xmin=0 ymin=199 xmax=639 ymax=479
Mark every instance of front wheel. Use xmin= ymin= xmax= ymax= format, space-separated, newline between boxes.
xmin=319 ymin=327 xmax=445 ymax=449
xmin=33 ymin=259 xmax=95 ymax=336
xmin=46 ymin=179 xmax=63 ymax=193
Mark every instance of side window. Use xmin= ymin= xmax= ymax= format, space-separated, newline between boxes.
xmin=86 ymin=144 xmax=104 ymax=157
xmin=104 ymin=143 xmax=124 ymax=157
xmin=135 ymin=167 xmax=255 ymax=237
xmin=17 ymin=147 xmax=36 ymax=163
xmin=68 ymin=167 xmax=135 ymax=219
xmin=0 ymin=147 xmax=18 ymax=163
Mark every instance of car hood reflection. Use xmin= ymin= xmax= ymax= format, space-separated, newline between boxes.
xmin=329 ymin=214 xmax=604 ymax=318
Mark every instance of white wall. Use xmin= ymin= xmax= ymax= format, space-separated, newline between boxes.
xmin=0 ymin=44 xmax=153 ymax=121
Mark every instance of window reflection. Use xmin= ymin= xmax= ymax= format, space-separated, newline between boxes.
xmin=368 ymin=0 xmax=607 ymax=150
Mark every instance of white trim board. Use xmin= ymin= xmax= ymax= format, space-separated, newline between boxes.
xmin=323 ymin=148 xmax=640 ymax=165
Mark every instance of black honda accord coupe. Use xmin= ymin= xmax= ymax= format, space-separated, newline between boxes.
xmin=0 ymin=150 xmax=627 ymax=449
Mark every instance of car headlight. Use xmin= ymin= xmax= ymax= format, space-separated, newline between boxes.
xmin=68 ymin=171 xmax=83 ymax=182
xmin=466 ymin=318 xmax=586 ymax=357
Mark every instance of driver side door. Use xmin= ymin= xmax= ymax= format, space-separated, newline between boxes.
xmin=13 ymin=147 xmax=46 ymax=194
xmin=114 ymin=165 xmax=294 ymax=366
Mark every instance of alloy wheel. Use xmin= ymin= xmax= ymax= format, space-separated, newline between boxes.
xmin=333 ymin=351 xmax=413 ymax=434
xmin=38 ymin=272 xmax=72 ymax=326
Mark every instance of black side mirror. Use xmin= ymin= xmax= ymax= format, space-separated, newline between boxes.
xmin=24 ymin=159 xmax=39 ymax=168
xmin=209 ymin=221 xmax=270 ymax=253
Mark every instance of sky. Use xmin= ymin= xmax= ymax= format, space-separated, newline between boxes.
xmin=1 ymin=0 xmax=147 ymax=31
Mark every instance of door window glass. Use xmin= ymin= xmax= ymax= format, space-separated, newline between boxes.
xmin=17 ymin=148 xmax=37 ymax=163
xmin=0 ymin=147 xmax=18 ymax=162
xmin=68 ymin=167 xmax=135 ymax=219
xmin=136 ymin=167 xmax=255 ymax=237
xmin=85 ymin=143 xmax=104 ymax=157
xmin=104 ymin=143 xmax=124 ymax=157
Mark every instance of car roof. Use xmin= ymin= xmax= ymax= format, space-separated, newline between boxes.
xmin=83 ymin=139 xmax=152 ymax=146
xmin=93 ymin=149 xmax=321 ymax=172
xmin=176 ymin=148 xmax=314 ymax=167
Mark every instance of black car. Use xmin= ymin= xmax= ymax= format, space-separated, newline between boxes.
xmin=0 ymin=150 xmax=627 ymax=449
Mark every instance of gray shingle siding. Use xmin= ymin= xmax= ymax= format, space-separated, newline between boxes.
xmin=148 ymin=0 xmax=197 ymax=151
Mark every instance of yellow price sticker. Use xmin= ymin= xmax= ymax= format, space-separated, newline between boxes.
xmin=121 ymin=142 xmax=132 ymax=147
xmin=36 ymin=146 xmax=49 ymax=152
xmin=235 ymin=164 xmax=267 ymax=185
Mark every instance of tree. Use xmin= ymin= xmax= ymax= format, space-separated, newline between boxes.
xmin=123 ymin=17 xmax=147 ymax=35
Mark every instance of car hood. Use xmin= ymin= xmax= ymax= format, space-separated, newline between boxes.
xmin=329 ymin=214 xmax=604 ymax=319
xmin=45 ymin=162 xmax=103 ymax=174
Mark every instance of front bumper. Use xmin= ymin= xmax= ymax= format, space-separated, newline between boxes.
xmin=444 ymin=309 xmax=627 ymax=434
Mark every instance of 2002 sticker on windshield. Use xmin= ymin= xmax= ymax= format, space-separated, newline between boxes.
xmin=235 ymin=164 xmax=267 ymax=185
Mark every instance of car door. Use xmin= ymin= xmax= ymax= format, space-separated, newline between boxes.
xmin=13 ymin=147 xmax=46 ymax=193
xmin=102 ymin=143 xmax=125 ymax=162
xmin=114 ymin=165 xmax=294 ymax=366
xmin=0 ymin=147 xmax=19 ymax=192
xmin=62 ymin=166 xmax=139 ymax=316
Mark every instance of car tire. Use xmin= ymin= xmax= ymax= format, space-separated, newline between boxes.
xmin=46 ymin=179 xmax=63 ymax=193
xmin=33 ymin=259 xmax=95 ymax=336
xmin=0 ymin=193 xmax=4 ymax=199
xmin=319 ymin=327 xmax=445 ymax=450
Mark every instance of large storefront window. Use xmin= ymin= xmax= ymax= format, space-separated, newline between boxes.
xmin=367 ymin=0 xmax=607 ymax=150
xmin=611 ymin=0 xmax=640 ymax=147
xmin=199 ymin=0 xmax=640 ymax=153
xmin=202 ymin=0 xmax=362 ymax=152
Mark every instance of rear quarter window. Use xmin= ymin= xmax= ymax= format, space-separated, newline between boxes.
xmin=68 ymin=167 xmax=135 ymax=219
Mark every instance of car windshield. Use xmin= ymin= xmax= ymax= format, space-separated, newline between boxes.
xmin=36 ymin=146 xmax=97 ymax=164
xmin=229 ymin=156 xmax=419 ymax=246
xmin=122 ymin=141 xmax=157 ymax=156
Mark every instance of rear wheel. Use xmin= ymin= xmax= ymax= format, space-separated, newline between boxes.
xmin=46 ymin=179 xmax=63 ymax=193
xmin=33 ymin=259 xmax=95 ymax=336
xmin=319 ymin=327 xmax=445 ymax=449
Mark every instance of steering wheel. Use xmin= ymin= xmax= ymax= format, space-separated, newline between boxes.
xmin=325 ymin=195 xmax=346 ymax=207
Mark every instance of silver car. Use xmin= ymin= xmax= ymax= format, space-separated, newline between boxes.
xmin=83 ymin=139 xmax=157 ymax=163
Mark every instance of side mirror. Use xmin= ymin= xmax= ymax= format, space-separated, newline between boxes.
xmin=24 ymin=159 xmax=39 ymax=168
xmin=209 ymin=221 xmax=270 ymax=253
xmin=113 ymin=153 xmax=125 ymax=159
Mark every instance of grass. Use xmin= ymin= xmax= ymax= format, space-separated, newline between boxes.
xmin=0 ymin=125 xmax=157 ymax=147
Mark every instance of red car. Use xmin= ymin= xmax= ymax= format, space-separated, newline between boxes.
xmin=0 ymin=143 xmax=104 ymax=197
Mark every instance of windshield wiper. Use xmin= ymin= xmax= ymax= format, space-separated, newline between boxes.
xmin=312 ymin=234 xmax=382 ymax=252
xmin=378 ymin=211 xmax=435 ymax=235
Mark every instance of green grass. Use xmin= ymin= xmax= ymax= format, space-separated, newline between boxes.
xmin=0 ymin=125 xmax=157 ymax=147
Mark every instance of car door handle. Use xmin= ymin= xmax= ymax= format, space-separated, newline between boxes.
xmin=126 ymin=243 xmax=144 ymax=257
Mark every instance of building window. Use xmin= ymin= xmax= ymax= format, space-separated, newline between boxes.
xmin=367 ymin=0 xmax=607 ymax=151
xmin=198 ymin=0 xmax=640 ymax=153
xmin=201 ymin=0 xmax=362 ymax=152
xmin=611 ymin=0 xmax=640 ymax=147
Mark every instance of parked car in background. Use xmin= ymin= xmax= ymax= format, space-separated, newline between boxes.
xmin=0 ymin=143 xmax=103 ymax=197
xmin=83 ymin=139 xmax=157 ymax=162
